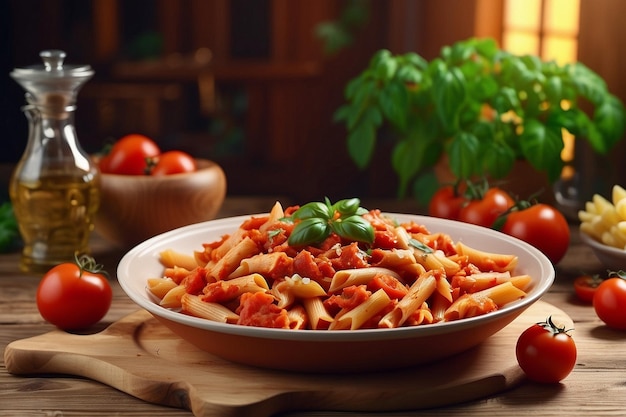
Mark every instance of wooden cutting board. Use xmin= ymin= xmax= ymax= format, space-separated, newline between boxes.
xmin=4 ymin=301 xmax=572 ymax=417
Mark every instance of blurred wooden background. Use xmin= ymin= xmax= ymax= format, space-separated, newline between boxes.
xmin=2 ymin=0 xmax=625 ymax=204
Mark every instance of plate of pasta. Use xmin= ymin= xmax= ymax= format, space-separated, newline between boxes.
xmin=117 ymin=199 xmax=555 ymax=372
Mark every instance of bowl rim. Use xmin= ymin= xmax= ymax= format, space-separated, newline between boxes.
xmin=579 ymin=229 xmax=626 ymax=255
xmin=117 ymin=213 xmax=555 ymax=342
xmin=99 ymin=158 xmax=219 ymax=180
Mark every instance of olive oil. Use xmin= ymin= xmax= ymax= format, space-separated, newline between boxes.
xmin=9 ymin=50 xmax=98 ymax=272
xmin=10 ymin=175 xmax=100 ymax=272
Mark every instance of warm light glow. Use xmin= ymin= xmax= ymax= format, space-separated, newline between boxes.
xmin=544 ymin=0 xmax=580 ymax=35
xmin=502 ymin=32 xmax=540 ymax=56
xmin=543 ymin=37 xmax=578 ymax=64
xmin=502 ymin=0 xmax=580 ymax=174
xmin=504 ymin=0 xmax=541 ymax=31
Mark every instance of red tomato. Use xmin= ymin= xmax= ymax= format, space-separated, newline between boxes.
xmin=593 ymin=275 xmax=626 ymax=329
xmin=99 ymin=134 xmax=161 ymax=175
xmin=36 ymin=255 xmax=112 ymax=331
xmin=458 ymin=187 xmax=514 ymax=227
xmin=369 ymin=274 xmax=409 ymax=299
xmin=150 ymin=150 xmax=197 ymax=176
xmin=500 ymin=203 xmax=570 ymax=264
xmin=428 ymin=185 xmax=467 ymax=220
xmin=516 ymin=317 xmax=577 ymax=383
xmin=574 ymin=274 xmax=602 ymax=303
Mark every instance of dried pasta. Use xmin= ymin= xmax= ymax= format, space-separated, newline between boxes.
xmin=146 ymin=202 xmax=532 ymax=330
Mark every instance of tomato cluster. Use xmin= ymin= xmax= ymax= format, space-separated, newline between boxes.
xmin=98 ymin=134 xmax=196 ymax=176
xmin=574 ymin=270 xmax=626 ymax=330
xmin=428 ymin=182 xmax=570 ymax=264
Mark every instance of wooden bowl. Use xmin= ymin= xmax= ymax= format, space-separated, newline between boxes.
xmin=95 ymin=159 xmax=226 ymax=248
xmin=117 ymin=214 xmax=555 ymax=373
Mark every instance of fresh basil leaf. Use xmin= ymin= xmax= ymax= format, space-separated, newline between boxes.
xmin=287 ymin=217 xmax=331 ymax=246
xmin=292 ymin=202 xmax=332 ymax=221
xmin=409 ymin=238 xmax=433 ymax=254
xmin=330 ymin=215 xmax=374 ymax=244
xmin=333 ymin=198 xmax=361 ymax=216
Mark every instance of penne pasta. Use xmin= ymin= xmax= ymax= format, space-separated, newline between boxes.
xmin=329 ymin=267 xmax=401 ymax=293
xmin=302 ymin=297 xmax=334 ymax=330
xmin=455 ymin=242 xmax=518 ymax=272
xmin=182 ymin=293 xmax=239 ymax=323
xmin=159 ymin=284 xmax=187 ymax=309
xmin=159 ymin=249 xmax=198 ymax=270
xmin=379 ymin=271 xmax=437 ymax=328
xmin=207 ymin=236 xmax=260 ymax=280
xmin=149 ymin=202 xmax=533 ymax=331
xmin=147 ymin=277 xmax=178 ymax=299
xmin=330 ymin=289 xmax=392 ymax=330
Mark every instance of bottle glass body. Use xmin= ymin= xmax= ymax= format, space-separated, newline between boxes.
xmin=9 ymin=104 xmax=100 ymax=272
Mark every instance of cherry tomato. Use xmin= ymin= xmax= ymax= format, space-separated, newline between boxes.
xmin=150 ymin=150 xmax=197 ymax=175
xmin=573 ymin=274 xmax=602 ymax=303
xmin=458 ymin=187 xmax=514 ymax=227
xmin=36 ymin=255 xmax=112 ymax=331
xmin=99 ymin=134 xmax=161 ymax=175
xmin=500 ymin=203 xmax=570 ymax=264
xmin=428 ymin=185 xmax=467 ymax=220
xmin=593 ymin=274 xmax=626 ymax=329
xmin=516 ymin=316 xmax=577 ymax=383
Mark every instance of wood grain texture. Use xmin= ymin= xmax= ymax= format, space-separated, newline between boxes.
xmin=4 ymin=301 xmax=571 ymax=417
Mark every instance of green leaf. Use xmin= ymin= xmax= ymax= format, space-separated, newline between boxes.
xmin=333 ymin=198 xmax=362 ymax=216
xmin=447 ymin=131 xmax=481 ymax=179
xmin=378 ymin=79 xmax=409 ymax=130
xmin=408 ymin=238 xmax=434 ymax=254
xmin=374 ymin=54 xmax=398 ymax=81
xmin=401 ymin=52 xmax=428 ymax=71
xmin=330 ymin=215 xmax=375 ymax=244
xmin=543 ymin=75 xmax=563 ymax=104
xmin=594 ymin=97 xmax=626 ymax=151
xmin=287 ymin=217 xmax=331 ymax=246
xmin=481 ymin=141 xmax=517 ymax=179
xmin=292 ymin=201 xmax=332 ymax=220
xmin=347 ymin=119 xmax=377 ymax=169
xmin=432 ymin=66 xmax=466 ymax=133
xmin=569 ymin=62 xmax=608 ymax=105
xmin=519 ymin=119 xmax=564 ymax=182
xmin=391 ymin=135 xmax=431 ymax=198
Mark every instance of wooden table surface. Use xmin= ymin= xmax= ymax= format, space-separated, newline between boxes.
xmin=2 ymin=197 xmax=625 ymax=417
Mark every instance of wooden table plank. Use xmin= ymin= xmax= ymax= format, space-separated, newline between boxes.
xmin=1 ymin=199 xmax=624 ymax=416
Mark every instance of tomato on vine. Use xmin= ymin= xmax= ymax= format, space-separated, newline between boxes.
xmin=36 ymin=254 xmax=112 ymax=331
xmin=428 ymin=182 xmax=468 ymax=220
xmin=457 ymin=186 xmax=514 ymax=228
xmin=149 ymin=150 xmax=196 ymax=175
xmin=516 ymin=316 xmax=576 ymax=383
xmin=495 ymin=201 xmax=570 ymax=264
xmin=574 ymin=273 xmax=603 ymax=303
xmin=99 ymin=133 xmax=161 ymax=175
xmin=593 ymin=270 xmax=626 ymax=329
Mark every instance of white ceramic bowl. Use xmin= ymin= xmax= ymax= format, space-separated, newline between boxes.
xmin=580 ymin=230 xmax=626 ymax=271
xmin=117 ymin=214 xmax=555 ymax=373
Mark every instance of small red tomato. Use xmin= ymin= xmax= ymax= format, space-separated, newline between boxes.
xmin=516 ymin=316 xmax=577 ymax=383
xmin=593 ymin=274 xmax=626 ymax=329
xmin=500 ymin=203 xmax=570 ymax=264
xmin=574 ymin=274 xmax=602 ymax=303
xmin=458 ymin=187 xmax=514 ymax=228
xmin=99 ymin=134 xmax=161 ymax=175
xmin=36 ymin=255 xmax=112 ymax=331
xmin=150 ymin=150 xmax=197 ymax=175
xmin=428 ymin=185 xmax=467 ymax=220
